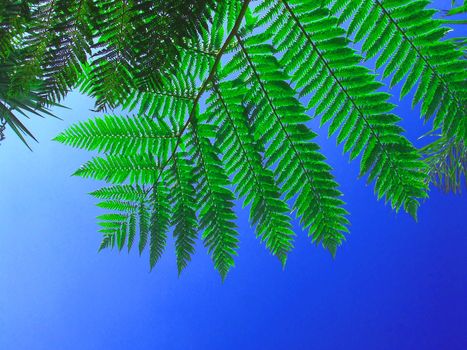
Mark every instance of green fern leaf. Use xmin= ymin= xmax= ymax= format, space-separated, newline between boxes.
xmin=167 ymin=153 xmax=199 ymax=274
xmin=328 ymin=0 xmax=467 ymax=142
xmin=55 ymin=114 xmax=178 ymax=157
xmin=259 ymin=0 xmax=428 ymax=218
xmin=208 ymin=81 xmax=295 ymax=264
xmin=74 ymin=154 xmax=160 ymax=184
xmin=188 ymin=119 xmax=239 ymax=280
xmin=149 ymin=180 xmax=171 ymax=270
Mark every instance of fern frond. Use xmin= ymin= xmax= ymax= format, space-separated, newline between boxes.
xmin=149 ymin=180 xmax=171 ymax=269
xmin=208 ymin=80 xmax=295 ymax=264
xmin=55 ymin=115 xmax=178 ymax=157
xmin=259 ymin=0 xmax=428 ymax=219
xmin=188 ymin=119 xmax=239 ymax=280
xmin=226 ymin=31 xmax=349 ymax=253
xmin=97 ymin=213 xmax=129 ymax=251
xmin=94 ymin=188 xmax=162 ymax=254
xmin=328 ymin=0 xmax=467 ymax=142
xmin=167 ymin=153 xmax=199 ymax=274
xmin=127 ymin=0 xmax=216 ymax=93
xmin=7 ymin=1 xmax=92 ymax=101
xmin=90 ymin=184 xmax=146 ymax=202
xmin=0 ymin=2 xmax=30 ymax=59
xmin=138 ymin=200 xmax=150 ymax=254
xmin=98 ymin=233 xmax=115 ymax=251
xmin=37 ymin=0 xmax=94 ymax=101
xmin=57 ymin=0 xmax=459 ymax=279
xmin=97 ymin=200 xmax=136 ymax=212
xmin=123 ymin=87 xmax=196 ymax=125
xmin=74 ymin=154 xmax=159 ymax=184
xmin=127 ymin=212 xmax=137 ymax=252
xmin=82 ymin=0 xmax=217 ymax=111
xmin=62 ymin=0 xmax=250 ymax=278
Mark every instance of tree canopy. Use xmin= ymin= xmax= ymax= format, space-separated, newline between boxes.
xmin=1 ymin=0 xmax=466 ymax=278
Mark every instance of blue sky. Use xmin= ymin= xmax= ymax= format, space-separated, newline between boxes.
xmin=1 ymin=2 xmax=466 ymax=350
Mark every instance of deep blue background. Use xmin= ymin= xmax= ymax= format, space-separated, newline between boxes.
xmin=1 ymin=2 xmax=466 ymax=349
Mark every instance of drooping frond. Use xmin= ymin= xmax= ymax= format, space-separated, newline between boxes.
xmin=0 ymin=60 xmax=56 ymax=148
xmin=125 ymin=0 xmax=217 ymax=94
xmin=82 ymin=0 xmax=138 ymax=110
xmin=0 ymin=2 xmax=70 ymax=146
xmin=10 ymin=0 xmax=216 ymax=112
xmin=187 ymin=119 xmax=239 ymax=280
xmin=119 ymin=66 xmax=197 ymax=126
xmin=90 ymin=185 xmax=151 ymax=253
xmin=95 ymin=196 xmax=154 ymax=256
xmin=208 ymin=81 xmax=294 ymax=264
xmin=91 ymin=182 xmax=172 ymax=262
xmin=9 ymin=1 xmax=92 ymax=101
xmin=54 ymin=0 xmax=465 ymax=279
xmin=138 ymin=199 xmax=150 ymax=255
xmin=257 ymin=1 xmax=428 ymax=219
xmin=0 ymin=1 xmax=30 ymax=59
xmin=166 ymin=153 xmax=198 ymax=274
xmin=327 ymin=0 xmax=467 ymax=142
xmin=229 ymin=30 xmax=349 ymax=253
xmin=149 ymin=179 xmax=171 ymax=269
xmin=1 ymin=0 xmax=218 ymax=145
xmin=36 ymin=0 xmax=93 ymax=101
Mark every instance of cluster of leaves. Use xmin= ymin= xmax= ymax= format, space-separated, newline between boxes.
xmin=0 ymin=1 xmax=56 ymax=147
xmin=0 ymin=0 xmax=215 ymax=145
xmin=3 ymin=0 xmax=466 ymax=278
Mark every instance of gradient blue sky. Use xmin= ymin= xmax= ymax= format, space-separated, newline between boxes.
xmin=1 ymin=2 xmax=466 ymax=349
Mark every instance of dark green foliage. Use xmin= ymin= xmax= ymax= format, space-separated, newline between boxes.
xmin=1 ymin=0 xmax=215 ymax=144
xmin=0 ymin=1 xmax=57 ymax=148
xmin=4 ymin=0 xmax=464 ymax=278
xmin=0 ymin=1 xmax=30 ymax=58
xmin=79 ymin=0 xmax=217 ymax=110
xmin=24 ymin=0 xmax=94 ymax=101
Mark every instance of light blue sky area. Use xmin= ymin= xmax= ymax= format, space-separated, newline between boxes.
xmin=1 ymin=1 xmax=467 ymax=349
